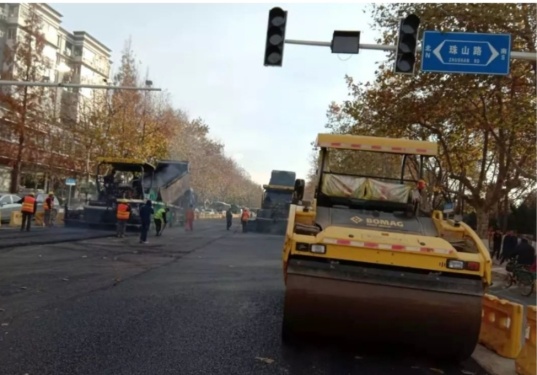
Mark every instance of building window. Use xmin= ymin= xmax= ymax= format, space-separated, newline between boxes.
xmin=74 ymin=46 xmax=82 ymax=56
xmin=64 ymin=41 xmax=72 ymax=56
xmin=7 ymin=5 xmax=17 ymax=18
xmin=7 ymin=28 xmax=15 ymax=40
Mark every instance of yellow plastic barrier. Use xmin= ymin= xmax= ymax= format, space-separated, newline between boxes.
xmin=9 ymin=211 xmax=22 ymax=227
xmin=516 ymin=306 xmax=537 ymax=375
xmin=34 ymin=211 xmax=44 ymax=226
xmin=479 ymin=294 xmax=524 ymax=359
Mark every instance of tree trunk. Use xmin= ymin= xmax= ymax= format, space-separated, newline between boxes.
xmin=10 ymin=86 xmax=29 ymax=194
xmin=475 ymin=206 xmax=490 ymax=239
xmin=9 ymin=160 xmax=22 ymax=193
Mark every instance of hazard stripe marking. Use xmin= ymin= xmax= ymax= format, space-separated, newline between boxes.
xmin=322 ymin=238 xmax=454 ymax=255
xmin=318 ymin=142 xmax=435 ymax=155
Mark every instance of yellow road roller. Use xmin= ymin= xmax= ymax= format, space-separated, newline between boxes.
xmin=282 ymin=133 xmax=492 ymax=361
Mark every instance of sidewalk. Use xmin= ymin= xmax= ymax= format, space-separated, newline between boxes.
xmin=471 ymin=259 xmax=535 ymax=375
xmin=472 ymin=345 xmax=518 ymax=375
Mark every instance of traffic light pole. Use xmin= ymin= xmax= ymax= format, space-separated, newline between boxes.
xmin=285 ymin=39 xmax=537 ymax=61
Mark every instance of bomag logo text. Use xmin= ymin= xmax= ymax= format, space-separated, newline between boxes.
xmin=366 ymin=218 xmax=404 ymax=228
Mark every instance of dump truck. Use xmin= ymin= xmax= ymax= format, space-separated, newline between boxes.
xmin=253 ymin=170 xmax=296 ymax=235
xmin=65 ymin=157 xmax=191 ymax=229
xmin=281 ymin=133 xmax=492 ymax=361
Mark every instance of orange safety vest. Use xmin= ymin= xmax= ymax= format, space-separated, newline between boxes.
xmin=44 ymin=196 xmax=53 ymax=211
xmin=117 ymin=203 xmax=130 ymax=220
xmin=21 ymin=196 xmax=36 ymax=214
xmin=241 ymin=211 xmax=249 ymax=221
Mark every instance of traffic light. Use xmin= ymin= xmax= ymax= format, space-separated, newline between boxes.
xmin=264 ymin=7 xmax=288 ymax=67
xmin=394 ymin=14 xmax=420 ymax=74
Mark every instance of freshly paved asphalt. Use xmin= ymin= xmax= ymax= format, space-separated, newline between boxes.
xmin=0 ymin=220 xmax=490 ymax=375
xmin=0 ymin=225 xmax=114 ymax=250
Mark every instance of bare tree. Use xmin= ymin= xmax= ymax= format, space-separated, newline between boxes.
xmin=0 ymin=4 xmax=50 ymax=193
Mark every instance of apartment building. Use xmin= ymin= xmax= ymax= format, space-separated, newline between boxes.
xmin=0 ymin=3 xmax=112 ymax=191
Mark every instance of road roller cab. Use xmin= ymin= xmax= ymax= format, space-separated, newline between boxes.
xmin=282 ymin=133 xmax=492 ymax=361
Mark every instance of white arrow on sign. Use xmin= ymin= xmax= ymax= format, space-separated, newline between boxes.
xmin=486 ymin=42 xmax=499 ymax=65
xmin=432 ymin=40 xmax=501 ymax=66
xmin=432 ymin=41 xmax=446 ymax=63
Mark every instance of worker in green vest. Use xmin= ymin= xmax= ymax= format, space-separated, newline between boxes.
xmin=154 ymin=206 xmax=169 ymax=236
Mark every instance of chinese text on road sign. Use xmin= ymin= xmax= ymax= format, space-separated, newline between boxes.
xmin=421 ymin=31 xmax=511 ymax=75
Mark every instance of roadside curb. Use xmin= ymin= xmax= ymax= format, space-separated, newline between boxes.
xmin=492 ymin=268 xmax=508 ymax=280
xmin=471 ymin=344 xmax=517 ymax=375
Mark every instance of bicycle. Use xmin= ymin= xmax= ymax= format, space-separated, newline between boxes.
xmin=504 ymin=259 xmax=536 ymax=297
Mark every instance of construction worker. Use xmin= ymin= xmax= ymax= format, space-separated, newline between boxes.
xmin=44 ymin=192 xmax=54 ymax=227
xmin=412 ymin=179 xmax=432 ymax=215
xmin=241 ymin=208 xmax=250 ymax=233
xmin=154 ymin=206 xmax=168 ymax=236
xmin=185 ymin=204 xmax=195 ymax=231
xmin=116 ymin=200 xmax=131 ymax=238
xmin=18 ymin=192 xmax=37 ymax=232
xmin=226 ymin=208 xmax=233 ymax=230
xmin=139 ymin=200 xmax=153 ymax=244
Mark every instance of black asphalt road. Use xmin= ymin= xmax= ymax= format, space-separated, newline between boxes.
xmin=0 ymin=225 xmax=114 ymax=250
xmin=0 ymin=220 xmax=490 ymax=375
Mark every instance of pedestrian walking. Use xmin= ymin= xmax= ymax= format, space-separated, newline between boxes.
xmin=154 ymin=206 xmax=168 ymax=236
xmin=491 ymin=228 xmax=503 ymax=260
xmin=44 ymin=192 xmax=55 ymax=227
xmin=139 ymin=200 xmax=153 ymax=244
xmin=185 ymin=204 xmax=194 ymax=231
xmin=226 ymin=208 xmax=233 ymax=230
xmin=116 ymin=200 xmax=131 ymax=238
xmin=18 ymin=193 xmax=37 ymax=232
xmin=241 ymin=208 xmax=250 ymax=233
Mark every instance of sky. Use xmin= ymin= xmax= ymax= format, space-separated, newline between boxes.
xmin=51 ymin=2 xmax=387 ymax=185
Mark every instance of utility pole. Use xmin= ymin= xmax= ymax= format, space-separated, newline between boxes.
xmin=0 ymin=81 xmax=162 ymax=91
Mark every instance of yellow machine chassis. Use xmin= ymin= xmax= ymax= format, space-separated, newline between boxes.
xmin=281 ymin=133 xmax=493 ymax=361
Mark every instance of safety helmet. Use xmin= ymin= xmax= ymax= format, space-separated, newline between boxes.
xmin=48 ymin=191 xmax=54 ymax=196
xmin=29 ymin=192 xmax=35 ymax=196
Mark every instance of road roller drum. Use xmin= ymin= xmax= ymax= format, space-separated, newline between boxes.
xmin=282 ymin=258 xmax=484 ymax=361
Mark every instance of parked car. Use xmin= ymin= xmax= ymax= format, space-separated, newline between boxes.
xmin=0 ymin=193 xmax=22 ymax=223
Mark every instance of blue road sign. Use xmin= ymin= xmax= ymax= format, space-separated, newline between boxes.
xmin=65 ymin=178 xmax=76 ymax=186
xmin=421 ymin=31 xmax=511 ymax=75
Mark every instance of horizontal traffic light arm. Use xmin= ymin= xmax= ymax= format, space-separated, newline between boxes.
xmin=284 ymin=39 xmax=537 ymax=61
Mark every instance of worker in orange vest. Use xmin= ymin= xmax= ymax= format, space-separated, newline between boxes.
xmin=116 ymin=201 xmax=131 ymax=238
xmin=185 ymin=204 xmax=195 ymax=231
xmin=18 ymin=192 xmax=37 ymax=232
xmin=241 ymin=208 xmax=250 ymax=233
xmin=44 ymin=192 xmax=55 ymax=227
